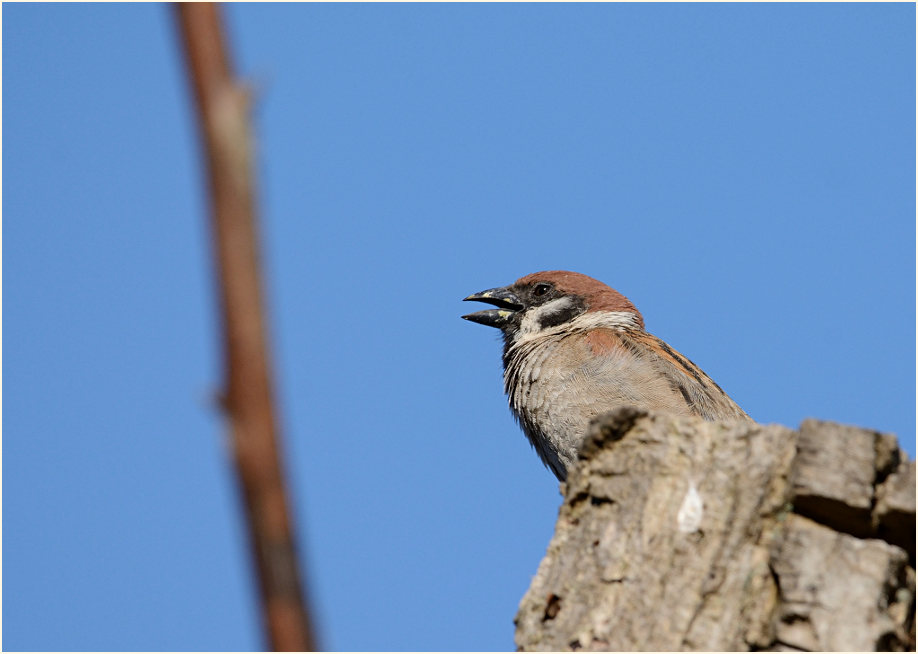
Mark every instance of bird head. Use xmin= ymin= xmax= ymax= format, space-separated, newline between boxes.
xmin=462 ymin=271 xmax=645 ymax=345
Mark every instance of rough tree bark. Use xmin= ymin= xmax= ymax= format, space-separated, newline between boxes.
xmin=515 ymin=409 xmax=915 ymax=652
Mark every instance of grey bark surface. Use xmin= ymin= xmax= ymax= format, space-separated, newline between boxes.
xmin=514 ymin=409 xmax=915 ymax=652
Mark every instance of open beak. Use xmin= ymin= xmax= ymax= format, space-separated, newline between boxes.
xmin=461 ymin=286 xmax=524 ymax=328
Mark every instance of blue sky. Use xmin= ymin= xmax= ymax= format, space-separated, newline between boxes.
xmin=4 ymin=3 xmax=914 ymax=651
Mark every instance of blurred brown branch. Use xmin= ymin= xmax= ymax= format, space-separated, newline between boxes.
xmin=175 ymin=3 xmax=317 ymax=651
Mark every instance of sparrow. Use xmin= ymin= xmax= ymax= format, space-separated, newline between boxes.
xmin=462 ymin=270 xmax=751 ymax=481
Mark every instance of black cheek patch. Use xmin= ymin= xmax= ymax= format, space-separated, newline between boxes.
xmin=537 ymin=300 xmax=586 ymax=330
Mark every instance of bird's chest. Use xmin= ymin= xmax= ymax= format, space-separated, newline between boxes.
xmin=505 ymin=333 xmax=679 ymax=433
xmin=504 ymin=336 xmax=609 ymax=438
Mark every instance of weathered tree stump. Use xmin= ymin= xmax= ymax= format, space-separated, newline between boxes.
xmin=514 ymin=409 xmax=915 ymax=651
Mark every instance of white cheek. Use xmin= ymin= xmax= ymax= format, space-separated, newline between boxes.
xmin=518 ymin=297 xmax=576 ymax=336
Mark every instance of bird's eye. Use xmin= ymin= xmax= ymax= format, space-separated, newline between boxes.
xmin=533 ymin=283 xmax=551 ymax=297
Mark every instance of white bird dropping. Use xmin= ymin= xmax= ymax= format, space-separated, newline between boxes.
xmin=677 ymin=481 xmax=704 ymax=533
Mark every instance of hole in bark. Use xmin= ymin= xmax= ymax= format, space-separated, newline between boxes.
xmin=570 ymin=491 xmax=590 ymax=507
xmin=876 ymin=506 xmax=916 ymax=566
xmin=875 ymin=630 xmax=904 ymax=651
xmin=794 ymin=494 xmax=873 ymax=540
xmin=542 ymin=593 xmax=562 ymax=621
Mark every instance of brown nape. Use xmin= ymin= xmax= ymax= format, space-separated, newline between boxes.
xmin=516 ymin=270 xmax=645 ymax=328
